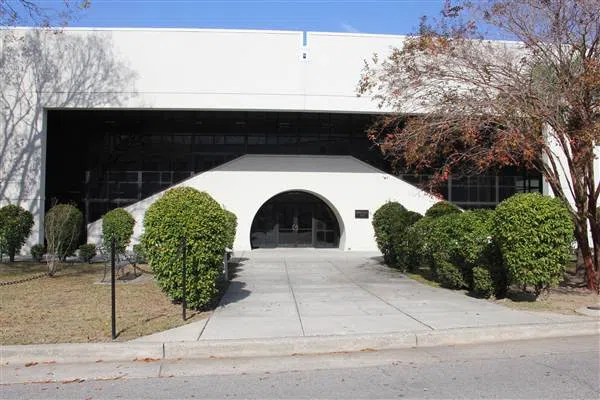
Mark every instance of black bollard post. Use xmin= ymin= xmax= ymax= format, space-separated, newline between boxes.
xmin=182 ymin=236 xmax=187 ymax=321
xmin=111 ymin=237 xmax=117 ymax=340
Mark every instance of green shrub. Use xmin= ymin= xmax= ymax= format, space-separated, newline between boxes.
xmin=427 ymin=213 xmax=462 ymax=276
xmin=493 ymin=193 xmax=574 ymax=296
xmin=30 ymin=244 xmax=45 ymax=262
xmin=437 ymin=260 xmax=466 ymax=289
xmin=391 ymin=211 xmax=423 ymax=271
xmin=102 ymin=208 xmax=135 ymax=254
xmin=425 ymin=201 xmax=461 ymax=218
xmin=223 ymin=209 xmax=238 ymax=249
xmin=141 ymin=187 xmax=231 ymax=309
xmin=372 ymin=202 xmax=407 ymax=264
xmin=44 ymin=204 xmax=83 ymax=262
xmin=0 ymin=204 xmax=34 ymax=262
xmin=405 ymin=216 xmax=438 ymax=272
xmin=78 ymin=244 xmax=97 ymax=263
xmin=472 ymin=266 xmax=494 ymax=298
xmin=132 ymin=243 xmax=146 ymax=264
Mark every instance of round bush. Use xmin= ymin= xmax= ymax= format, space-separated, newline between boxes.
xmin=223 ymin=209 xmax=238 ymax=249
xmin=472 ymin=266 xmax=494 ymax=298
xmin=0 ymin=204 xmax=34 ymax=262
xmin=391 ymin=211 xmax=423 ymax=271
xmin=425 ymin=201 xmax=461 ymax=218
xmin=142 ymin=187 xmax=231 ymax=309
xmin=493 ymin=193 xmax=574 ymax=296
xmin=437 ymin=260 xmax=466 ymax=289
xmin=44 ymin=204 xmax=83 ymax=261
xmin=132 ymin=243 xmax=146 ymax=264
xmin=78 ymin=244 xmax=97 ymax=263
xmin=372 ymin=202 xmax=408 ymax=264
xmin=102 ymin=208 xmax=135 ymax=254
xmin=404 ymin=216 xmax=438 ymax=272
xmin=30 ymin=244 xmax=45 ymax=262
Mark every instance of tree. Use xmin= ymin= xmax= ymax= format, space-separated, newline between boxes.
xmin=44 ymin=203 xmax=82 ymax=275
xmin=1 ymin=0 xmax=90 ymax=27
xmin=0 ymin=204 xmax=34 ymax=262
xmin=357 ymin=0 xmax=600 ymax=292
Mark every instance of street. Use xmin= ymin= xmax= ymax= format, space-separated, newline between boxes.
xmin=2 ymin=335 xmax=598 ymax=399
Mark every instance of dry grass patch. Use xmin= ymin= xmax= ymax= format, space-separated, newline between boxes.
xmin=1 ymin=262 xmax=209 ymax=345
xmin=495 ymin=286 xmax=599 ymax=315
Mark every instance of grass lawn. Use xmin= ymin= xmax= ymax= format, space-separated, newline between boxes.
xmin=0 ymin=261 xmax=209 ymax=345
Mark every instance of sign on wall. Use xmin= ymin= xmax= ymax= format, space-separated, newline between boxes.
xmin=355 ymin=210 xmax=369 ymax=219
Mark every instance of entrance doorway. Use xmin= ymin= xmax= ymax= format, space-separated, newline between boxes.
xmin=250 ymin=191 xmax=340 ymax=249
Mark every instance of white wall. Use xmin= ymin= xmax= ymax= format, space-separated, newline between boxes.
xmin=1 ymin=27 xmax=407 ymax=253
xmin=87 ymin=155 xmax=439 ymax=252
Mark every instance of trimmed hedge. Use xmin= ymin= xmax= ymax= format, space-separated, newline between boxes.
xmin=30 ymin=244 xmax=45 ymax=262
xmin=0 ymin=204 xmax=34 ymax=262
xmin=472 ymin=266 xmax=494 ymax=298
xmin=437 ymin=260 xmax=466 ymax=289
xmin=223 ymin=209 xmax=238 ymax=249
xmin=78 ymin=244 xmax=97 ymax=263
xmin=142 ymin=187 xmax=236 ymax=309
xmin=493 ymin=193 xmax=574 ymax=296
xmin=45 ymin=204 xmax=83 ymax=261
xmin=132 ymin=244 xmax=146 ymax=264
xmin=102 ymin=208 xmax=135 ymax=254
xmin=372 ymin=202 xmax=408 ymax=264
xmin=391 ymin=211 xmax=423 ymax=271
xmin=424 ymin=201 xmax=461 ymax=218
xmin=404 ymin=216 xmax=438 ymax=272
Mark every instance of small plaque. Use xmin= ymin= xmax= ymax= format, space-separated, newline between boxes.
xmin=355 ymin=210 xmax=369 ymax=219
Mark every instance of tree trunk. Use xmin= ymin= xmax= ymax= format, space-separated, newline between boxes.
xmin=574 ymin=222 xmax=599 ymax=292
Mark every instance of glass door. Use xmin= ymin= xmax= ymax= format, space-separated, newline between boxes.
xmin=277 ymin=203 xmax=314 ymax=247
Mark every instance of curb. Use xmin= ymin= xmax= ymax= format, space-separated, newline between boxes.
xmin=2 ymin=321 xmax=598 ymax=366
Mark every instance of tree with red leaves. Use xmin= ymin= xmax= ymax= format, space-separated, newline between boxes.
xmin=358 ymin=0 xmax=600 ymax=292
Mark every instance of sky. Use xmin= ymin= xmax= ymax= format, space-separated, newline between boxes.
xmin=61 ymin=0 xmax=448 ymax=35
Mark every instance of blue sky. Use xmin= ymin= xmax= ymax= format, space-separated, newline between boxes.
xmin=65 ymin=0 xmax=447 ymax=35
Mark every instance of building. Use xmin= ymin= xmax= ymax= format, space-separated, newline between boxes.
xmin=1 ymin=28 xmax=544 ymax=252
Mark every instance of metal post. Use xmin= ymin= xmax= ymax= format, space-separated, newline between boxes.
xmin=182 ymin=236 xmax=187 ymax=321
xmin=111 ymin=237 xmax=116 ymax=340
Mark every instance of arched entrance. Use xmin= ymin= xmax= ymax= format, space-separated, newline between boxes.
xmin=250 ymin=191 xmax=341 ymax=249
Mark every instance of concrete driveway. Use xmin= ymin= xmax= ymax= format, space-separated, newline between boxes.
xmin=199 ymin=250 xmax=586 ymax=340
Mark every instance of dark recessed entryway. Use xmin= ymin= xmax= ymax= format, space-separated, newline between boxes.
xmin=250 ymin=191 xmax=340 ymax=249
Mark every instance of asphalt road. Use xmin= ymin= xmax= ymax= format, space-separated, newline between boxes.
xmin=2 ymin=335 xmax=599 ymax=399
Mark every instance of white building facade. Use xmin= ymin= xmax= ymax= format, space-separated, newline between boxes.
xmin=1 ymin=28 xmax=555 ymax=253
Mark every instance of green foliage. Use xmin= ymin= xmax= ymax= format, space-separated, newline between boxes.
xmin=425 ymin=201 xmax=461 ymax=218
xmin=30 ymin=244 xmax=45 ymax=262
xmin=404 ymin=216 xmax=437 ymax=272
xmin=436 ymin=260 xmax=466 ymax=289
xmin=0 ymin=204 xmax=34 ymax=262
xmin=132 ymin=243 xmax=146 ymax=264
xmin=404 ymin=209 xmax=508 ymax=296
xmin=493 ymin=193 xmax=574 ymax=296
xmin=372 ymin=202 xmax=407 ymax=264
xmin=391 ymin=211 xmax=423 ymax=271
xmin=44 ymin=204 xmax=83 ymax=261
xmin=141 ymin=187 xmax=232 ymax=309
xmin=102 ymin=208 xmax=135 ymax=254
xmin=78 ymin=244 xmax=97 ymax=263
xmin=472 ymin=266 xmax=495 ymax=298
xmin=223 ymin=209 xmax=238 ymax=249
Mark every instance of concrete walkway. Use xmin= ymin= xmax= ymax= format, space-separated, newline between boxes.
xmin=134 ymin=249 xmax=590 ymax=342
